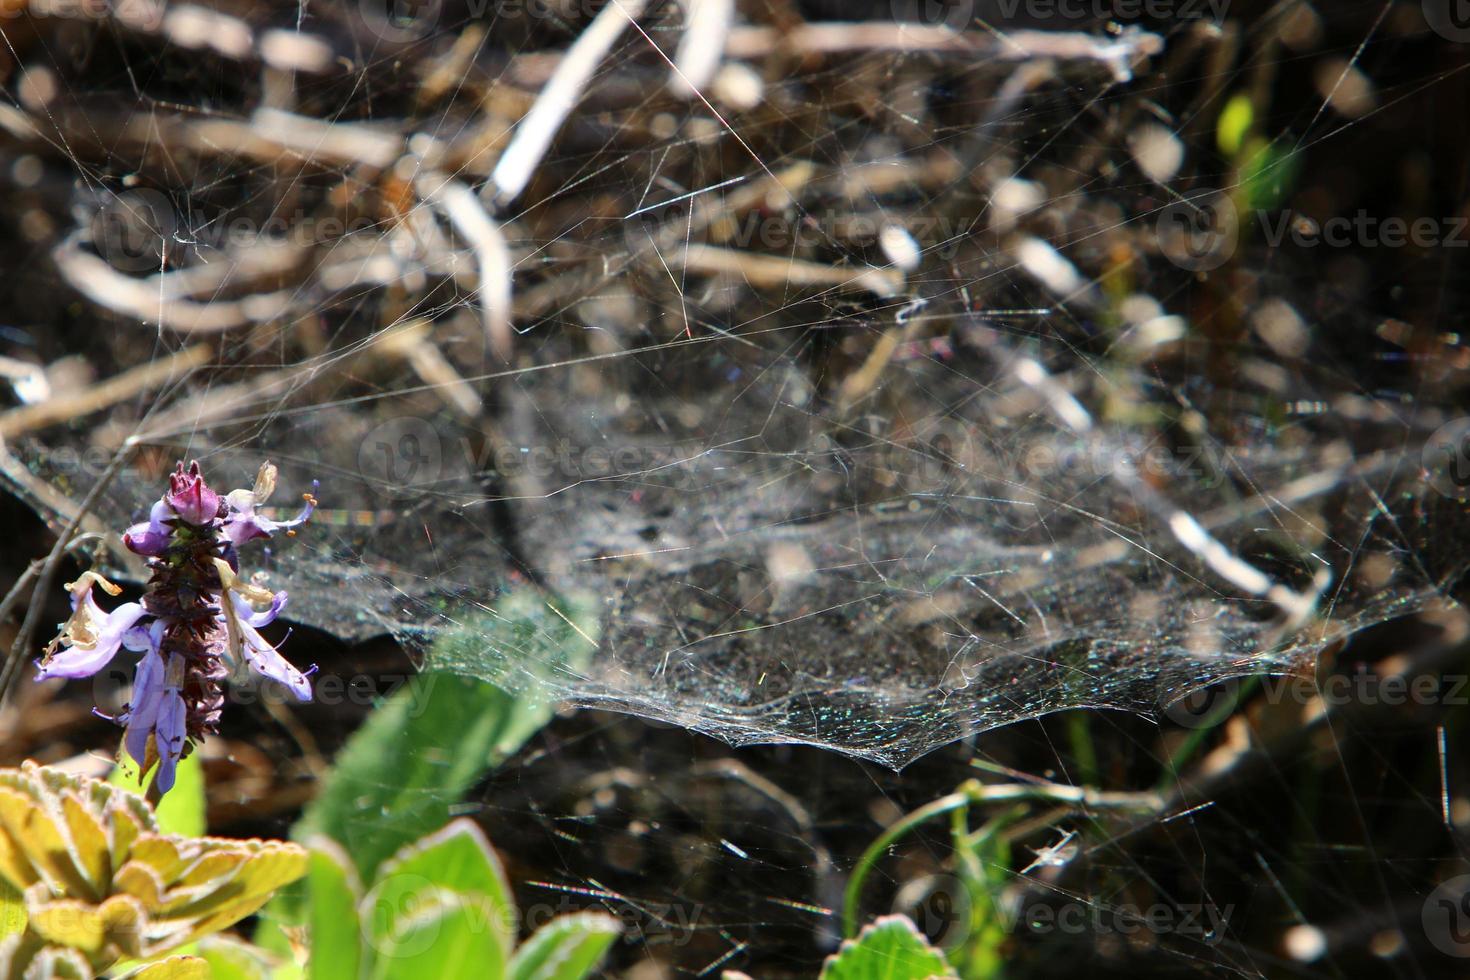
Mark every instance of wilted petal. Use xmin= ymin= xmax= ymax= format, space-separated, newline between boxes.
xmin=242 ymin=590 xmax=288 ymax=628
xmin=35 ymin=592 xmax=147 ymax=682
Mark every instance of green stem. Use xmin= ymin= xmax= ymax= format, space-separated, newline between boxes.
xmin=842 ymin=780 xmax=1163 ymax=938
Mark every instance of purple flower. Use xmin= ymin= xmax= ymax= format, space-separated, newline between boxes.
xmin=165 ymin=460 xmax=222 ymax=526
xmin=37 ymin=460 xmax=315 ymax=796
xmin=123 ymin=500 xmax=174 ymax=557
xmin=222 ymin=464 xmax=318 ymax=547
xmin=116 ymin=624 xmax=188 ymax=794
xmin=218 ymin=590 xmax=312 ymax=701
xmin=34 ymin=573 xmax=147 ymax=681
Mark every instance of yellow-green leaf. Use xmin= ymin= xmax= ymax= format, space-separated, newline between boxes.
xmin=369 ymin=820 xmax=515 ymax=953
xmin=508 ymin=912 xmax=620 ymax=980
xmin=114 ymin=953 xmax=213 ymax=979
xmin=0 ymin=874 xmax=26 ymax=938
xmin=367 ymin=892 xmax=505 ymax=980
xmin=61 ymin=792 xmax=111 ymax=895
xmin=1216 ymin=92 xmax=1253 ymax=158
xmin=0 ymin=787 xmax=94 ymax=899
xmin=198 ymin=933 xmax=281 ymax=980
xmin=173 ymin=844 xmax=309 ymax=946
xmin=819 ymin=915 xmax=957 ymax=980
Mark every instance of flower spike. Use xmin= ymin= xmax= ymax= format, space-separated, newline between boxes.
xmin=37 ymin=461 xmax=316 ymax=796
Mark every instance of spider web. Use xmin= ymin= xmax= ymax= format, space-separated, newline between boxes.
xmin=2 ymin=0 xmax=1464 ymax=770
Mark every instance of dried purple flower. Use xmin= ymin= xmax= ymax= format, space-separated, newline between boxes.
xmin=36 ymin=461 xmax=318 ymax=795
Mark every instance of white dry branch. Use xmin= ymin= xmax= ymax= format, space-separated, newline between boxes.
xmin=416 ymin=174 xmax=515 ymax=359
xmin=52 ymin=236 xmax=297 ymax=334
xmin=489 ymin=0 xmax=649 ymax=205
xmin=670 ymin=0 xmax=735 ymax=98
xmin=1012 ymin=356 xmax=1327 ymax=627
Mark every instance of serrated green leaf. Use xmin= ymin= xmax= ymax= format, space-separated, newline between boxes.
xmin=819 ymin=915 xmax=956 ymax=980
xmin=292 ymin=592 xmax=598 ymax=882
xmin=305 ymin=839 xmax=362 ymax=980
xmin=366 ymin=892 xmax=506 ymax=980
xmin=508 ymin=912 xmax=620 ymax=980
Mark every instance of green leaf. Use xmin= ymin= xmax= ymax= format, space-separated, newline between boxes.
xmin=820 ymin=916 xmax=957 ymax=980
xmin=110 ymin=749 xmax=206 ymax=838
xmin=1216 ymin=92 xmax=1253 ymax=158
xmin=369 ymin=820 xmax=514 ymax=954
xmin=292 ymin=591 xmax=598 ymax=882
xmin=1238 ymin=138 xmax=1300 ymax=212
xmin=305 ymin=839 xmax=363 ymax=980
xmin=0 ymin=876 xmax=25 ymax=938
xmin=508 ymin=913 xmax=621 ymax=980
xmin=365 ymin=892 xmax=506 ymax=980
xmin=197 ymin=934 xmax=280 ymax=980
xmin=113 ymin=954 xmax=211 ymax=979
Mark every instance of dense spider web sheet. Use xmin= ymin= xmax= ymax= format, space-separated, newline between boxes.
xmin=15 ymin=328 xmax=1459 ymax=767
xmin=2 ymin=2 xmax=1465 ymax=767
